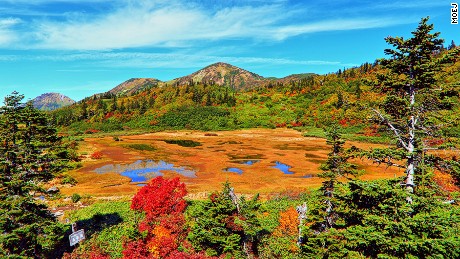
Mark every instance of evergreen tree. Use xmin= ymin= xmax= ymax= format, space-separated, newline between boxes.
xmin=314 ymin=127 xmax=360 ymax=231
xmin=188 ymin=182 xmax=262 ymax=258
xmin=119 ymin=99 xmax=126 ymax=113
xmin=302 ymin=178 xmax=460 ymax=258
xmin=0 ymin=92 xmax=67 ymax=258
xmin=110 ymin=96 xmax=118 ymax=112
xmin=81 ymin=101 xmax=88 ymax=120
xmin=96 ymin=98 xmax=107 ymax=114
xmin=369 ymin=17 xmax=459 ymax=197
xmin=448 ymin=39 xmax=457 ymax=50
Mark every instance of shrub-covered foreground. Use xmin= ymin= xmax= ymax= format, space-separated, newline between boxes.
xmin=62 ymin=174 xmax=460 ymax=259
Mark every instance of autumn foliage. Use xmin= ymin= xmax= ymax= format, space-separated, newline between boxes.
xmin=90 ymin=151 xmax=103 ymax=159
xmin=273 ymin=207 xmax=299 ymax=237
xmin=123 ymin=177 xmax=189 ymax=259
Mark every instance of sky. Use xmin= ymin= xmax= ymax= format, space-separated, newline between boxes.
xmin=0 ymin=0 xmax=458 ymax=101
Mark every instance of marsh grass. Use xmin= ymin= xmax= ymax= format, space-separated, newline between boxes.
xmin=125 ymin=143 xmax=157 ymax=151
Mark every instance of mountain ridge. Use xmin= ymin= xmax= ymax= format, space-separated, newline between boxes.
xmin=108 ymin=78 xmax=161 ymax=97
xmin=167 ymin=62 xmax=266 ymax=90
xmin=32 ymin=92 xmax=75 ymax=111
xmin=92 ymin=62 xmax=316 ymax=98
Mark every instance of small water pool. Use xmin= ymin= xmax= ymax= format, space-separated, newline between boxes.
xmin=224 ymin=167 xmax=244 ymax=174
xmin=94 ymin=160 xmax=196 ymax=183
xmin=272 ymin=161 xmax=295 ymax=174
xmin=232 ymin=160 xmax=260 ymax=165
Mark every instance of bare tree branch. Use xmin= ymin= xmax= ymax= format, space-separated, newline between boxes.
xmin=372 ymin=108 xmax=410 ymax=151
xmin=368 ymin=157 xmax=406 ymax=169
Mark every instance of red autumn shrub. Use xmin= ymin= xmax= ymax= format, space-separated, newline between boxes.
xmin=290 ymin=121 xmax=303 ymax=127
xmin=104 ymin=112 xmax=114 ymax=119
xmin=338 ymin=118 xmax=348 ymax=126
xmin=123 ymin=177 xmax=188 ymax=259
xmin=85 ymin=129 xmax=100 ymax=134
xmin=90 ymin=151 xmax=103 ymax=159
xmin=131 ymin=176 xmax=187 ymax=218
xmin=122 ymin=240 xmax=152 ymax=259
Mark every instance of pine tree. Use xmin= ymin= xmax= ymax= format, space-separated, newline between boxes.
xmin=369 ymin=17 xmax=459 ymax=197
xmin=0 ymin=92 xmax=67 ymax=258
xmin=316 ymin=127 xmax=360 ymax=230
xmin=110 ymin=96 xmax=118 ymax=112
xmin=188 ymin=182 xmax=262 ymax=258
xmin=448 ymin=39 xmax=457 ymax=50
xmin=81 ymin=101 xmax=88 ymax=120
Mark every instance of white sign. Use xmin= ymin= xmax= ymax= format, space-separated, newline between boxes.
xmin=69 ymin=229 xmax=85 ymax=246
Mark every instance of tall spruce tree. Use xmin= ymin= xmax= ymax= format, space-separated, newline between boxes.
xmin=369 ymin=17 xmax=459 ymax=197
xmin=316 ymin=127 xmax=360 ymax=230
xmin=0 ymin=92 xmax=67 ymax=258
xmin=187 ymin=182 xmax=262 ymax=258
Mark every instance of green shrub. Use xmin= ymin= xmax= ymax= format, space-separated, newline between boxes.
xmin=71 ymin=193 xmax=81 ymax=203
xmin=125 ymin=143 xmax=156 ymax=151
xmin=61 ymin=174 xmax=77 ymax=185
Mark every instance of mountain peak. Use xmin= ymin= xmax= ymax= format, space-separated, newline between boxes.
xmin=171 ymin=62 xmax=264 ymax=90
xmin=108 ymin=78 xmax=161 ymax=96
xmin=32 ymin=92 xmax=75 ymax=111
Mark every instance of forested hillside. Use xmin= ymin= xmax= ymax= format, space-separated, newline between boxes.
xmin=51 ymin=44 xmax=460 ymax=144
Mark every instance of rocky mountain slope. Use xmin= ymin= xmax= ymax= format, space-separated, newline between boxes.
xmin=32 ymin=93 xmax=75 ymax=111
xmin=169 ymin=62 xmax=266 ymax=90
xmin=108 ymin=78 xmax=161 ymax=96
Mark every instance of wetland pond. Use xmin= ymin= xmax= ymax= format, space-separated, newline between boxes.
xmin=224 ymin=160 xmax=305 ymax=176
xmin=94 ymin=160 xmax=196 ymax=183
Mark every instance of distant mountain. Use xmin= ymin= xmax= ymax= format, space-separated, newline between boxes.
xmin=108 ymin=78 xmax=161 ymax=96
xmin=32 ymin=93 xmax=75 ymax=111
xmin=169 ymin=62 xmax=266 ymax=90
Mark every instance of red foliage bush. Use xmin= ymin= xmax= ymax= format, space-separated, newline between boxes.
xmin=426 ymin=138 xmax=445 ymax=146
xmin=167 ymin=250 xmax=218 ymax=259
xmin=104 ymin=112 xmax=114 ymax=119
xmin=224 ymin=215 xmax=244 ymax=232
xmin=338 ymin=118 xmax=348 ymax=127
xmin=90 ymin=151 xmax=103 ymax=159
xmin=62 ymin=244 xmax=111 ymax=259
xmin=290 ymin=121 xmax=303 ymax=127
xmin=433 ymin=171 xmax=460 ymax=192
xmin=131 ymin=177 xmax=187 ymax=218
xmin=84 ymin=129 xmax=100 ymax=134
xmin=123 ymin=240 xmax=152 ymax=259
xmin=363 ymin=125 xmax=381 ymax=137
xmin=123 ymin=177 xmax=188 ymax=259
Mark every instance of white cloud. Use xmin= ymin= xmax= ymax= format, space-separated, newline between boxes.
xmin=1 ymin=51 xmax=353 ymax=68
xmin=3 ymin=0 xmax=407 ymax=50
xmin=270 ymin=18 xmax=411 ymax=40
xmin=32 ymin=3 xmax=288 ymax=50
xmin=0 ymin=18 xmax=21 ymax=46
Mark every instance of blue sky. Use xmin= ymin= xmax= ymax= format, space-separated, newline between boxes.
xmin=0 ymin=0 xmax=458 ymax=101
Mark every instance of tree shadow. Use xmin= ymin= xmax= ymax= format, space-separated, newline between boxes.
xmin=75 ymin=212 xmax=123 ymax=238
xmin=52 ymin=212 xmax=123 ymax=258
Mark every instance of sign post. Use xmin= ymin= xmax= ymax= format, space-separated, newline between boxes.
xmin=69 ymin=223 xmax=85 ymax=246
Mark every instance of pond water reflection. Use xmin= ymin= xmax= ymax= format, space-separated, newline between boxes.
xmin=232 ymin=160 xmax=260 ymax=165
xmin=94 ymin=160 xmax=196 ymax=183
xmin=272 ymin=161 xmax=295 ymax=174
xmin=224 ymin=167 xmax=244 ymax=174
